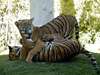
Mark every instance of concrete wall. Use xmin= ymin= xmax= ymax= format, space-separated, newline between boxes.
xmin=30 ymin=0 xmax=54 ymax=26
xmin=30 ymin=0 xmax=60 ymax=26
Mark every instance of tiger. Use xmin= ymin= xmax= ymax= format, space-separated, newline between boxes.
xmin=14 ymin=14 xmax=79 ymax=61
xmin=8 ymin=37 xmax=100 ymax=74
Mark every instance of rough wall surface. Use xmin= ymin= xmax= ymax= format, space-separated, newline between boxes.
xmin=30 ymin=0 xmax=60 ymax=26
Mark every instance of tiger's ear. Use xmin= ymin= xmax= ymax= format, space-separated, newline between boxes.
xmin=15 ymin=21 xmax=19 ymax=27
xmin=8 ymin=46 xmax=12 ymax=52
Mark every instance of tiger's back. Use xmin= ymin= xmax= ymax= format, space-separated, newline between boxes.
xmin=32 ymin=15 xmax=79 ymax=42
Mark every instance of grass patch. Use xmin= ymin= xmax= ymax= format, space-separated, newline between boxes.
xmin=0 ymin=54 xmax=100 ymax=75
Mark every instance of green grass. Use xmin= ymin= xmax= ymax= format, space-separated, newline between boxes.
xmin=0 ymin=54 xmax=100 ymax=75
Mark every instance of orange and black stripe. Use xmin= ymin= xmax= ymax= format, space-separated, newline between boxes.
xmin=37 ymin=15 xmax=79 ymax=40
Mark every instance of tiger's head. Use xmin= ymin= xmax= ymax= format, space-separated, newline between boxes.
xmin=8 ymin=46 xmax=21 ymax=60
xmin=15 ymin=18 xmax=42 ymax=43
xmin=15 ymin=18 xmax=34 ymax=39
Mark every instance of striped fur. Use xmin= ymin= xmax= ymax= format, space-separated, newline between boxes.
xmin=31 ymin=15 xmax=79 ymax=42
xmin=28 ymin=15 xmax=79 ymax=62
xmin=27 ymin=15 xmax=79 ymax=62
xmin=15 ymin=15 xmax=79 ymax=41
xmin=8 ymin=38 xmax=99 ymax=74
xmin=31 ymin=38 xmax=81 ymax=62
xmin=14 ymin=14 xmax=79 ymax=60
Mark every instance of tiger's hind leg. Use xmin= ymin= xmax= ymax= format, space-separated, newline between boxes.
xmin=26 ymin=39 xmax=45 ymax=63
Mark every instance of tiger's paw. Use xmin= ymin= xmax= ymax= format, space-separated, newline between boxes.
xmin=26 ymin=57 xmax=32 ymax=64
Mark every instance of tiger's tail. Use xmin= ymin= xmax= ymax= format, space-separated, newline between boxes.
xmin=81 ymin=47 xmax=100 ymax=74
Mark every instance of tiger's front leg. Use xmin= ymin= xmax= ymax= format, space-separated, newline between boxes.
xmin=26 ymin=39 xmax=45 ymax=63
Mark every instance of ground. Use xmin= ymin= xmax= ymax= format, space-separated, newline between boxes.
xmin=0 ymin=54 xmax=100 ymax=75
